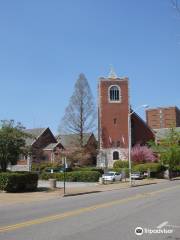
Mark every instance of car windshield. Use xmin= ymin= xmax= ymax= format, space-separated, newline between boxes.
xmin=104 ymin=173 xmax=114 ymax=176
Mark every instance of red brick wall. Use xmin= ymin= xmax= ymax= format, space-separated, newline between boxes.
xmin=99 ymin=77 xmax=129 ymax=148
xmin=146 ymin=106 xmax=180 ymax=129
xmin=43 ymin=150 xmax=53 ymax=162
xmin=31 ymin=128 xmax=57 ymax=163
xmin=43 ymin=147 xmax=63 ymax=164
xmin=17 ymin=128 xmax=58 ymax=165
xmin=176 ymin=107 xmax=180 ymax=127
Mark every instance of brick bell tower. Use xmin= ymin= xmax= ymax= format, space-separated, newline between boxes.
xmin=97 ymin=68 xmax=129 ymax=168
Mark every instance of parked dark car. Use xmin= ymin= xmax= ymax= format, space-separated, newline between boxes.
xmin=44 ymin=167 xmax=72 ymax=173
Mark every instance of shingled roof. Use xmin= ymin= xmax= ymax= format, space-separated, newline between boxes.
xmin=23 ymin=128 xmax=48 ymax=146
xmin=43 ymin=142 xmax=64 ymax=150
xmin=154 ymin=127 xmax=180 ymax=141
xmin=57 ymin=133 xmax=94 ymax=148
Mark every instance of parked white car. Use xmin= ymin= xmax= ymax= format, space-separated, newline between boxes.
xmin=131 ymin=172 xmax=144 ymax=180
xmin=102 ymin=172 xmax=122 ymax=182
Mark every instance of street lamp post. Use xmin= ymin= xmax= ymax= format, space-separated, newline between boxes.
xmin=128 ymin=113 xmax=132 ymax=186
xmin=63 ymin=156 xmax=67 ymax=196
xmin=128 ymin=104 xmax=149 ymax=187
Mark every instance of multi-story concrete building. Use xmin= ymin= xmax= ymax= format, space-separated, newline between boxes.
xmin=97 ymin=71 xmax=154 ymax=168
xmin=146 ymin=106 xmax=180 ymax=129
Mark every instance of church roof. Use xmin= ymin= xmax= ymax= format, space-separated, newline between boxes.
xmin=23 ymin=128 xmax=47 ymax=146
xmin=57 ymin=133 xmax=94 ymax=148
xmin=43 ymin=142 xmax=64 ymax=150
xmin=153 ymin=127 xmax=180 ymax=141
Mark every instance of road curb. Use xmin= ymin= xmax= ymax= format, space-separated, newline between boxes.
xmin=62 ymin=181 xmax=160 ymax=197
xmin=63 ymin=191 xmax=101 ymax=197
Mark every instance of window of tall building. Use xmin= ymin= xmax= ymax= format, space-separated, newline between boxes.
xmin=109 ymin=85 xmax=121 ymax=102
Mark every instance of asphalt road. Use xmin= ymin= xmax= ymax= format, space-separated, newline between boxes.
xmin=0 ymin=180 xmax=180 ymax=240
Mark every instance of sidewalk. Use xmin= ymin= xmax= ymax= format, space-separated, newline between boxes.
xmin=0 ymin=178 xmax=166 ymax=206
xmin=63 ymin=178 xmax=166 ymax=196
xmin=38 ymin=180 xmax=98 ymax=189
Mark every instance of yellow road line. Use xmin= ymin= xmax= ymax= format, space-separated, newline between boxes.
xmin=0 ymin=184 xmax=179 ymax=233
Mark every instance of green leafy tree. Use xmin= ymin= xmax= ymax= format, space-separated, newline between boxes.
xmin=160 ymin=129 xmax=180 ymax=176
xmin=149 ymin=128 xmax=180 ymax=179
xmin=0 ymin=120 xmax=29 ymax=172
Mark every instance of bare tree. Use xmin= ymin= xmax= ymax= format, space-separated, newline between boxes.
xmin=60 ymin=73 xmax=96 ymax=147
xmin=171 ymin=0 xmax=180 ymax=13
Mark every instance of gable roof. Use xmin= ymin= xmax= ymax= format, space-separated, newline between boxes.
xmin=154 ymin=127 xmax=180 ymax=141
xmin=132 ymin=111 xmax=154 ymax=134
xmin=57 ymin=133 xmax=94 ymax=148
xmin=43 ymin=142 xmax=64 ymax=150
xmin=23 ymin=128 xmax=53 ymax=146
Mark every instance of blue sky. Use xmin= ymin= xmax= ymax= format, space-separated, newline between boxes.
xmin=0 ymin=0 xmax=180 ymax=134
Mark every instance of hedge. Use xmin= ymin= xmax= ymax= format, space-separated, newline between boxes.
xmin=73 ymin=167 xmax=104 ymax=174
xmin=40 ymin=171 xmax=101 ymax=182
xmin=31 ymin=163 xmax=62 ymax=172
xmin=43 ymin=166 xmax=72 ymax=173
xmin=172 ymin=165 xmax=180 ymax=171
xmin=132 ymin=163 xmax=164 ymax=173
xmin=0 ymin=172 xmax=38 ymax=192
xmin=113 ymin=160 xmax=129 ymax=171
xmin=111 ymin=167 xmax=129 ymax=177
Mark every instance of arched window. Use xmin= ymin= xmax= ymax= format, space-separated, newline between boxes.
xmin=109 ymin=85 xmax=121 ymax=102
xmin=113 ymin=151 xmax=119 ymax=160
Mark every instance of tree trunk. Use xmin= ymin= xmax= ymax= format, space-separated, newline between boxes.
xmin=1 ymin=161 xmax=7 ymax=172
xmin=80 ymin=100 xmax=83 ymax=148
xmin=169 ymin=169 xmax=173 ymax=180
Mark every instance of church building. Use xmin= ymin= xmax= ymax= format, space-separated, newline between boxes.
xmin=97 ymin=69 xmax=154 ymax=168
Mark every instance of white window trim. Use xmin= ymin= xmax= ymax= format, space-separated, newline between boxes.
xmin=108 ymin=85 xmax=122 ymax=103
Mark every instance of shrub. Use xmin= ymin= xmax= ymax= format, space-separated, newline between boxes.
xmin=73 ymin=167 xmax=95 ymax=171
xmin=73 ymin=167 xmax=104 ymax=174
xmin=172 ymin=165 xmax=180 ymax=171
xmin=115 ymin=168 xmax=129 ymax=177
xmin=133 ymin=163 xmax=164 ymax=173
xmin=40 ymin=171 xmax=101 ymax=182
xmin=113 ymin=160 xmax=129 ymax=170
xmin=0 ymin=173 xmax=8 ymax=191
xmin=0 ymin=172 xmax=38 ymax=192
xmin=91 ymin=168 xmax=104 ymax=174
xmin=113 ymin=161 xmax=129 ymax=178
xmin=43 ymin=166 xmax=72 ymax=173
xmin=31 ymin=163 xmax=62 ymax=172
